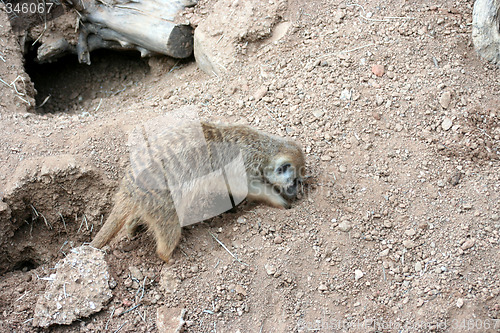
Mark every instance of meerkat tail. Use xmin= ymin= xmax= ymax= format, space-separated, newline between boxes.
xmin=90 ymin=188 xmax=133 ymax=248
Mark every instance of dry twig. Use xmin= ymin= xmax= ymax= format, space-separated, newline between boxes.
xmin=209 ymin=231 xmax=249 ymax=266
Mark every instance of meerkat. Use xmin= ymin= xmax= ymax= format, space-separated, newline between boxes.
xmin=90 ymin=121 xmax=305 ymax=262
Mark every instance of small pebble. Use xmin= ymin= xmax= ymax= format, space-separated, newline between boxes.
xmin=274 ymin=235 xmax=283 ymax=244
xmin=441 ymin=117 xmax=453 ymax=131
xmin=439 ymin=91 xmax=451 ymax=109
xmin=414 ymin=262 xmax=422 ymax=272
xmin=339 ymin=165 xmax=347 ymax=173
xmin=371 ymin=64 xmax=385 ymax=77
xmin=234 ymin=285 xmax=247 ymax=296
xmin=456 ymin=298 xmax=464 ymax=308
xmin=333 ymin=10 xmax=345 ymax=23
xmin=337 ymin=221 xmax=352 ymax=232
xmin=265 ymin=264 xmax=276 ymax=276
xmin=129 ymin=266 xmax=143 ymax=281
xmin=312 ymin=110 xmax=324 ymax=118
xmin=449 ymin=172 xmax=461 ymax=186
xmin=379 ymin=249 xmax=390 ymax=257
xmin=253 ymin=86 xmax=268 ymax=101
xmin=461 ymin=238 xmax=475 ymax=250
xmin=403 ymin=240 xmax=416 ymax=249
xmin=405 ymin=228 xmax=416 ymax=237
xmin=114 ymin=307 xmax=125 ymax=317
xmin=354 ymin=269 xmax=364 ymax=281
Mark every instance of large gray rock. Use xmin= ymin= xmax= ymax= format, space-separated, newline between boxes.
xmin=33 ymin=245 xmax=113 ymax=327
xmin=472 ymin=0 xmax=500 ymax=66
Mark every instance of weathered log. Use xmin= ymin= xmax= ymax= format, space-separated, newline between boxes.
xmin=39 ymin=0 xmax=194 ymax=64
xmin=472 ymin=0 xmax=500 ymax=66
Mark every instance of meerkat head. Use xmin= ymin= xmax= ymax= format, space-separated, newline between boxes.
xmin=263 ymin=142 xmax=306 ymax=201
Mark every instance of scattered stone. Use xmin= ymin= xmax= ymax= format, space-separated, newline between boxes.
xmin=456 ymin=298 xmax=464 ymax=308
xmin=461 ymin=238 xmax=475 ymax=250
xmin=109 ymin=279 xmax=117 ymax=289
xmin=265 ymin=264 xmax=277 ymax=276
xmin=123 ymin=277 xmax=133 ymax=288
xmin=318 ymin=283 xmax=328 ymax=291
xmin=439 ymin=91 xmax=452 ymax=109
xmin=114 ymin=307 xmax=125 ymax=317
xmin=372 ymin=112 xmax=381 ymax=120
xmin=394 ymin=123 xmax=403 ymax=132
xmin=33 ymin=246 xmax=113 ymax=327
xmin=333 ymin=10 xmax=345 ymax=24
xmin=375 ymin=95 xmax=384 ymax=106
xmin=414 ymin=262 xmax=422 ymax=272
xmin=492 ymin=213 xmax=499 ymax=221
xmin=129 ymin=266 xmax=143 ymax=281
xmin=383 ymin=221 xmax=393 ymax=228
xmin=156 ymin=306 xmax=186 ymax=333
xmin=160 ymin=268 xmax=179 ymax=294
xmin=379 ymin=249 xmax=390 ymax=257
xmin=321 ymin=155 xmax=332 ymax=161
xmin=354 ymin=269 xmax=364 ymax=281
xmin=403 ymin=240 xmax=416 ymax=249
xmin=371 ymin=64 xmax=385 ymax=77
xmin=233 ymin=285 xmax=247 ymax=296
xmin=449 ymin=172 xmax=461 ymax=186
xmin=253 ymin=86 xmax=268 ymax=101
xmin=237 ymin=216 xmax=247 ymax=224
xmin=437 ymin=179 xmax=446 ymax=187
xmin=312 ymin=110 xmax=324 ymax=118
xmin=462 ymin=203 xmax=472 ymax=210
xmin=337 ymin=220 xmax=352 ymax=232
xmin=340 ymin=88 xmax=352 ymax=100
xmin=441 ymin=117 xmax=453 ymax=131
xmin=339 ymin=165 xmax=347 ymax=173
xmin=122 ymin=299 xmax=133 ymax=307
xmin=405 ymin=228 xmax=416 ymax=237
xmin=274 ymin=235 xmax=283 ymax=244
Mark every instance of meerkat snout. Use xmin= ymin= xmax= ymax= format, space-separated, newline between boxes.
xmin=264 ymin=152 xmax=305 ymax=203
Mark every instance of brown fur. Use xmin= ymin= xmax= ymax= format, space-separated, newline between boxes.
xmin=90 ymin=122 xmax=305 ymax=262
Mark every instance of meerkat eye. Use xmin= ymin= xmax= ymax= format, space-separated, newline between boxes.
xmin=276 ymin=163 xmax=291 ymax=175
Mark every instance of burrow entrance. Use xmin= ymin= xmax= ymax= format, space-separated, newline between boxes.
xmin=0 ymin=159 xmax=115 ymax=275
xmin=24 ymin=48 xmax=151 ymax=113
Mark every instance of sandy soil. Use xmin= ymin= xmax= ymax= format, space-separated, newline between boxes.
xmin=0 ymin=0 xmax=499 ymax=332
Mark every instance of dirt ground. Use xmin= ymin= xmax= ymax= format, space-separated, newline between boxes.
xmin=0 ymin=0 xmax=499 ymax=332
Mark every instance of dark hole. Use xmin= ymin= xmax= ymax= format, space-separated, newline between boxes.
xmin=12 ymin=259 xmax=39 ymax=272
xmin=24 ymin=45 xmax=150 ymax=113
